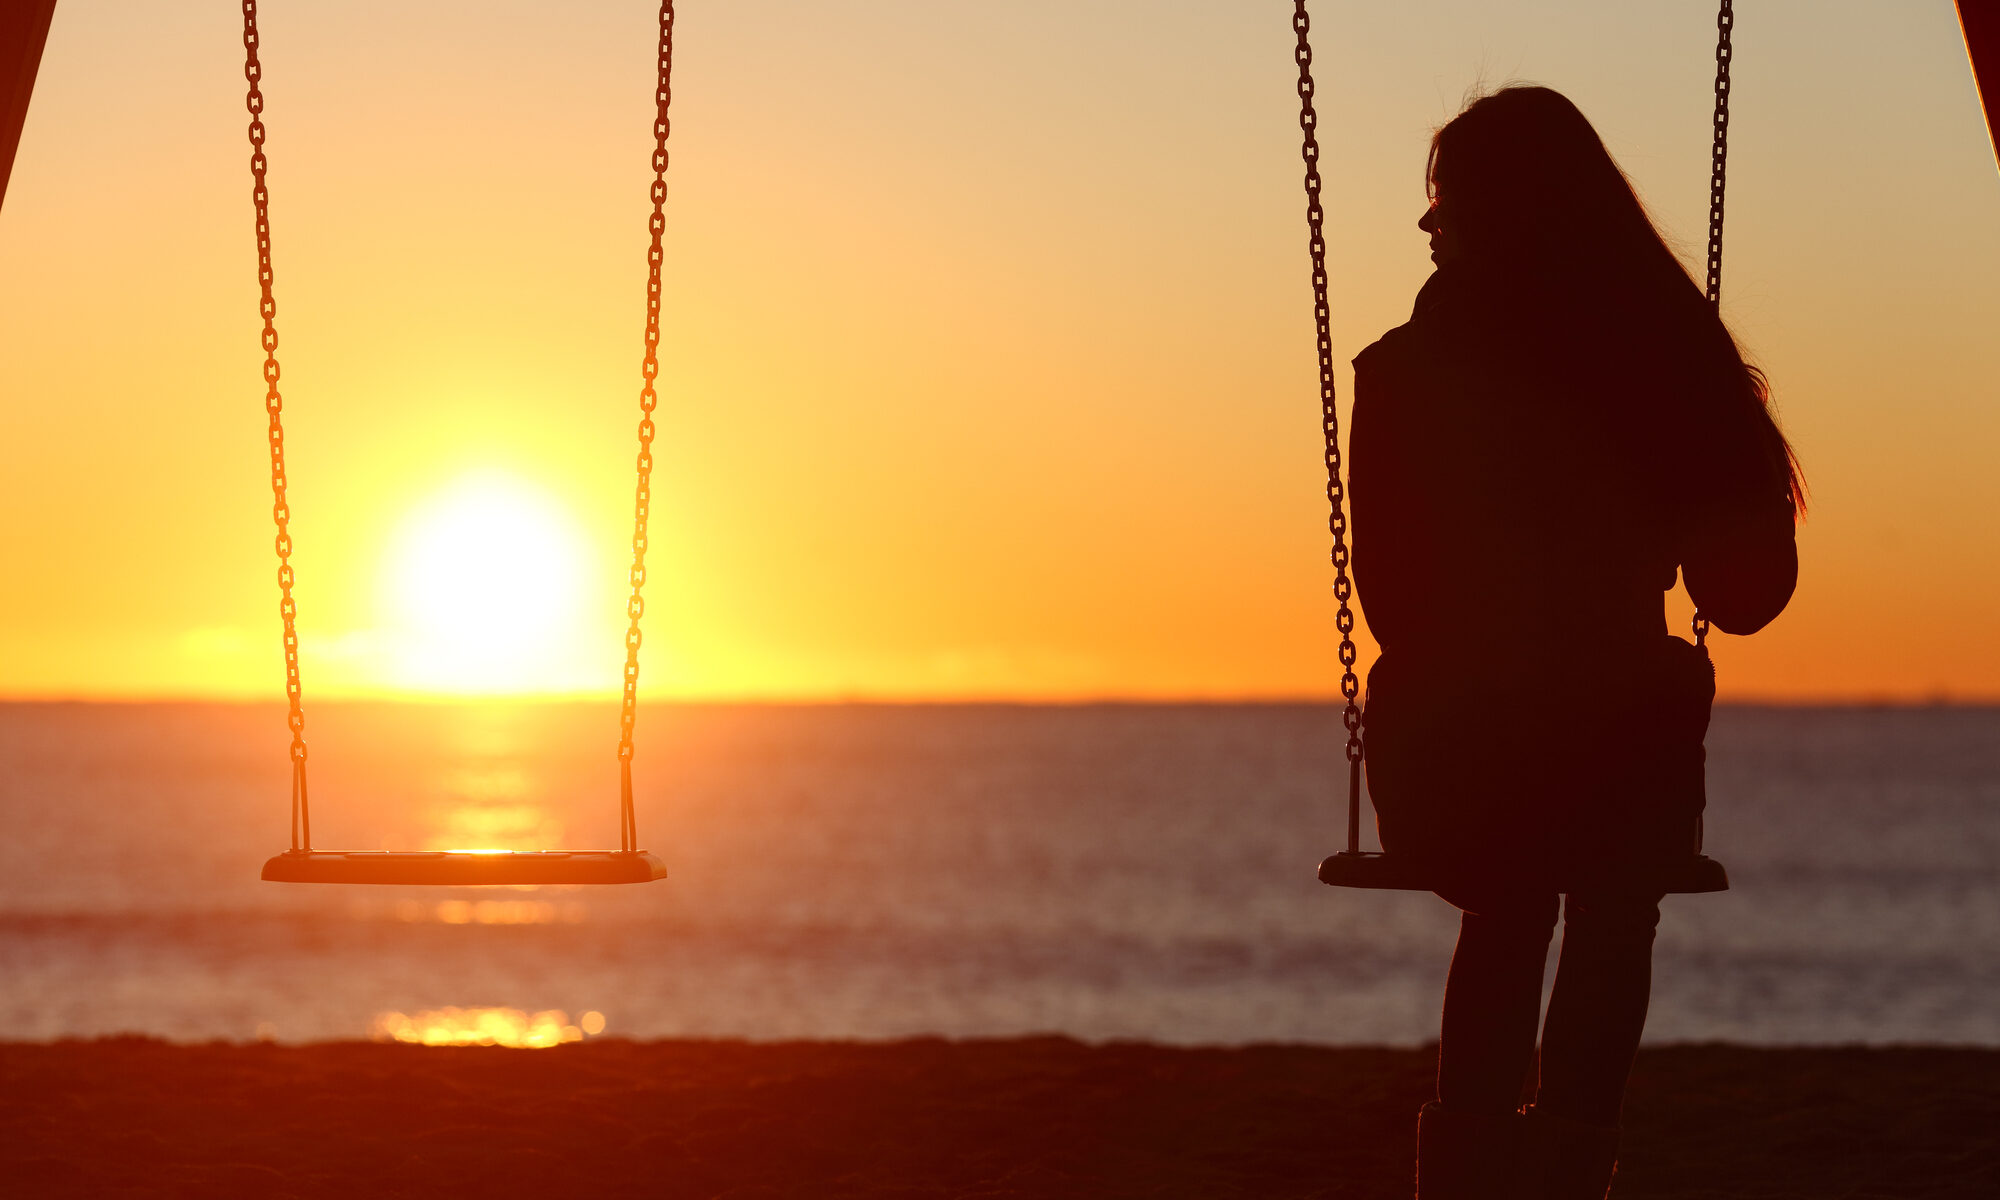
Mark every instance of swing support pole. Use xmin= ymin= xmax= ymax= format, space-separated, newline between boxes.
xmin=1960 ymin=0 xmax=2000 ymax=173
xmin=0 ymin=0 xmax=57 ymax=215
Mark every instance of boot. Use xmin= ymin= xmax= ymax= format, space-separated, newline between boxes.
xmin=1520 ymin=1106 xmax=1620 ymax=1199
xmin=1415 ymin=1102 xmax=1528 ymax=1200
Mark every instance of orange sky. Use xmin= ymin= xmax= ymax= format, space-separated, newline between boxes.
xmin=2 ymin=0 xmax=1996 ymax=702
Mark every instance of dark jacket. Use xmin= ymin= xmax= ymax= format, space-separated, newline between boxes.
xmin=1350 ymin=266 xmax=1797 ymax=893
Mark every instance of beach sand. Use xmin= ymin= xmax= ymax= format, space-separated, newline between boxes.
xmin=2 ymin=1038 xmax=1993 ymax=1198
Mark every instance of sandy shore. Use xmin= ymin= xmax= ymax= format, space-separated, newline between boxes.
xmin=2 ymin=1039 xmax=1994 ymax=1198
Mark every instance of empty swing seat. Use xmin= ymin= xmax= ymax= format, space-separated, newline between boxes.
xmin=237 ymin=1 xmax=681 ymax=892
xmin=262 ymin=849 xmax=666 ymax=886
xmin=1318 ymin=851 xmax=1729 ymax=894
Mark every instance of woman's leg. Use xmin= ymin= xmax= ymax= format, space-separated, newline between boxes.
xmin=1434 ymin=889 xmax=1561 ymax=1114
xmin=1534 ymin=890 xmax=1664 ymax=1126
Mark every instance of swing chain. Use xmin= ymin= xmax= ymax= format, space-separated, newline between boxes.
xmin=617 ymin=0 xmax=675 ymax=852
xmin=1693 ymin=0 xmax=1735 ymax=650
xmin=1704 ymin=0 xmax=1733 ymax=309
xmin=1291 ymin=5 xmax=1364 ymax=786
xmin=242 ymin=0 xmax=311 ymax=848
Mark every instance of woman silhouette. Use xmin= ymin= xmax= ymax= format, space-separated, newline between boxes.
xmin=1349 ymin=86 xmax=1801 ymax=1199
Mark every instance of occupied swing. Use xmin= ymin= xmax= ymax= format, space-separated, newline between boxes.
xmin=252 ymin=0 xmax=680 ymax=887
xmin=1297 ymin=0 xmax=1744 ymax=895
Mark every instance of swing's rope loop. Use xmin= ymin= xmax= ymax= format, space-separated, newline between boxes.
xmin=1292 ymin=2 xmax=1365 ymax=853
xmin=618 ymin=0 xmax=676 ymax=854
xmin=243 ymin=0 xmax=310 ymax=850
xmin=1694 ymin=0 xmax=1735 ymax=650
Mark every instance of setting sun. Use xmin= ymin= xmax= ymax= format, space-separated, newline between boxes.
xmin=378 ymin=473 xmax=612 ymax=695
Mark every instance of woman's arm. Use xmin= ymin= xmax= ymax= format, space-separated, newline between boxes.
xmin=1350 ymin=336 xmax=1433 ymax=653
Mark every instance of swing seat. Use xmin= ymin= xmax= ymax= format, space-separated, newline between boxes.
xmin=1318 ymin=851 xmax=1729 ymax=894
xmin=261 ymin=849 xmax=666 ymax=886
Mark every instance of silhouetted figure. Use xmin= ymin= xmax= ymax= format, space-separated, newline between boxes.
xmin=1349 ymin=86 xmax=1801 ymax=1199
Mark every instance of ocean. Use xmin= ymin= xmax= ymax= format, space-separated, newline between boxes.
xmin=1 ymin=702 xmax=1993 ymax=1046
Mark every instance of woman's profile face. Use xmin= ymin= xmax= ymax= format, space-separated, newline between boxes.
xmin=1418 ymin=196 xmax=1458 ymax=267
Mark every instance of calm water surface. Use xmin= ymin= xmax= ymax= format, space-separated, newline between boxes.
xmin=1 ymin=703 xmax=1993 ymax=1045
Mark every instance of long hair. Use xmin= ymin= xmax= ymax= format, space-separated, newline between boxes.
xmin=1428 ymin=85 xmax=1804 ymax=515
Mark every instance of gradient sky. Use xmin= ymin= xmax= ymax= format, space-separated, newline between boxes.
xmin=2 ymin=1 xmax=1996 ymax=701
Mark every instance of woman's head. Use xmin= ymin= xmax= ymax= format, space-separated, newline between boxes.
xmin=1423 ymin=86 xmax=1676 ymax=285
xmin=1422 ymin=85 xmax=1804 ymax=516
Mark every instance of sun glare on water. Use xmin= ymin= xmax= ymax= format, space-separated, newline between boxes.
xmin=380 ymin=474 xmax=611 ymax=695
xmin=372 ymin=1007 xmax=608 ymax=1048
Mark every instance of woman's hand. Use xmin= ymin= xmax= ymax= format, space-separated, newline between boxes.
xmin=1683 ymin=491 xmax=1798 ymax=636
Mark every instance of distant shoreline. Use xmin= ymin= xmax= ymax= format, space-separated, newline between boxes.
xmin=2 ymin=1038 xmax=1994 ymax=1198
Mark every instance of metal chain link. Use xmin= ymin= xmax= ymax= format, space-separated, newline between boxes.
xmin=1704 ymin=0 xmax=1733 ymax=308
xmin=616 ymin=0 xmax=676 ymax=853
xmin=1292 ymin=3 xmax=1365 ymax=852
xmin=1693 ymin=0 xmax=1735 ymax=649
xmin=242 ymin=0 xmax=311 ymax=850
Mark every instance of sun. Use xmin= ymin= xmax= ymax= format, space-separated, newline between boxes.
xmin=379 ymin=473 xmax=611 ymax=695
